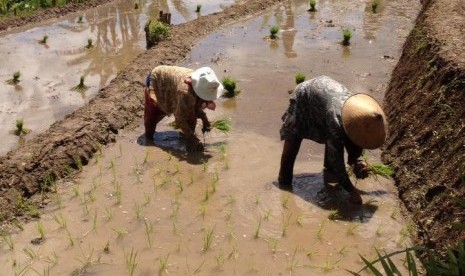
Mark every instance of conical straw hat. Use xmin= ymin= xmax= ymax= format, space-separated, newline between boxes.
xmin=342 ymin=94 xmax=388 ymax=149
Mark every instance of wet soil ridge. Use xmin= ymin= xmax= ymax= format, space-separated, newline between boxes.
xmin=0 ymin=0 xmax=114 ymax=33
xmin=382 ymin=0 xmax=465 ymax=255
xmin=0 ymin=0 xmax=282 ymax=222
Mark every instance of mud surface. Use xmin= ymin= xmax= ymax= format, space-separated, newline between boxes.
xmin=382 ymin=0 xmax=465 ymax=254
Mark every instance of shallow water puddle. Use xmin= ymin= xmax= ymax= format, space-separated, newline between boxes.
xmin=0 ymin=0 xmax=240 ymax=155
xmin=0 ymin=0 xmax=420 ymax=274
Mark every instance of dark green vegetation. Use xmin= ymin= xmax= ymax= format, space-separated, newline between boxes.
xmin=195 ymin=4 xmax=201 ymax=13
xmin=14 ymin=119 xmax=30 ymax=136
xmin=269 ymin=25 xmax=279 ymax=39
xmin=221 ymin=76 xmax=238 ymax=98
xmin=12 ymin=70 xmax=20 ymax=83
xmin=39 ymin=34 xmax=48 ymax=44
xmin=212 ymin=118 xmax=231 ymax=133
xmin=295 ymin=72 xmax=306 ymax=85
xmin=145 ymin=20 xmax=170 ymax=48
xmin=73 ymin=75 xmax=87 ymax=91
xmin=308 ymin=0 xmax=316 ymax=12
xmin=0 ymin=0 xmax=83 ymax=17
xmin=371 ymin=0 xmax=379 ymax=13
xmin=342 ymin=28 xmax=352 ymax=46
xmin=85 ymin=38 xmax=93 ymax=49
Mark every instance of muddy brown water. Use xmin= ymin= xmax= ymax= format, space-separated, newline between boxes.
xmin=0 ymin=0 xmax=241 ymax=155
xmin=0 ymin=0 xmax=420 ymax=275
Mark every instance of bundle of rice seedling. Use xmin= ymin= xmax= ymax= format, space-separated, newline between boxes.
xmin=212 ymin=118 xmax=231 ymax=133
xmin=369 ymin=164 xmax=393 ymax=178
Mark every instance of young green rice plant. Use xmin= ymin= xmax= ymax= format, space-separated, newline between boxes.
xmin=342 ymin=28 xmax=352 ymax=46
xmin=295 ymin=72 xmax=306 ymax=85
xmin=195 ymin=4 xmax=201 ymax=12
xmin=269 ymin=25 xmax=279 ymax=39
xmin=144 ymin=220 xmax=153 ymax=248
xmin=267 ymin=238 xmax=279 ymax=255
xmin=65 ymin=228 xmax=74 ymax=247
xmin=322 ymin=257 xmax=340 ymax=272
xmin=216 ymin=250 xmax=225 ymax=268
xmin=159 ymin=254 xmax=170 ymax=275
xmin=222 ymin=77 xmax=237 ymax=98
xmin=147 ymin=20 xmax=170 ymax=45
xmin=282 ymin=212 xmax=292 ymax=237
xmin=114 ymin=182 xmax=122 ymax=205
xmin=74 ymin=75 xmax=88 ymax=91
xmin=288 ymin=248 xmax=299 ymax=274
xmin=296 ymin=214 xmax=304 ymax=226
xmin=282 ymin=194 xmax=290 ymax=209
xmin=72 ymin=185 xmax=80 ymax=197
xmin=338 ymin=246 xmax=348 ymax=255
xmin=199 ymin=202 xmax=207 ymax=218
xmin=36 ymin=221 xmax=46 ymax=240
xmin=125 ymin=249 xmax=138 ymax=276
xmin=40 ymin=35 xmax=48 ymax=44
xmin=85 ymin=38 xmax=93 ymax=49
xmin=254 ymin=216 xmax=262 ymax=239
xmin=369 ymin=163 xmax=394 ymax=178
xmin=390 ymin=208 xmax=398 ymax=220
xmin=202 ymin=227 xmax=215 ymax=252
xmin=103 ymin=241 xmax=110 ymax=253
xmin=347 ymin=223 xmax=358 ymax=236
xmin=226 ymin=195 xmax=236 ymax=205
xmin=2 ymin=234 xmax=14 ymax=250
xmin=308 ymin=0 xmax=317 ymax=12
xmin=328 ymin=209 xmax=340 ymax=220
xmin=375 ymin=224 xmax=383 ymax=237
xmin=14 ymin=119 xmax=30 ymax=136
xmin=144 ymin=193 xmax=152 ymax=206
xmin=189 ymin=171 xmax=194 ymax=185
xmin=317 ymin=220 xmax=326 ymax=240
xmin=12 ymin=71 xmax=21 ymax=84
xmin=203 ymin=185 xmax=210 ymax=202
xmin=12 ymin=260 xmax=31 ymax=276
xmin=202 ymin=160 xmax=208 ymax=172
xmin=77 ymin=15 xmax=84 ymax=23
xmin=46 ymin=252 xmax=59 ymax=266
xmin=212 ymin=118 xmax=232 ymax=134
xmin=112 ymin=227 xmax=127 ymax=239
xmin=134 ymin=2 xmax=138 ymax=9
xmin=306 ymin=249 xmax=318 ymax=259
xmin=23 ymin=246 xmax=37 ymax=259
xmin=254 ymin=195 xmax=261 ymax=205
xmin=263 ymin=209 xmax=271 ymax=221
xmin=134 ymin=203 xmax=142 ymax=220
xmin=371 ymin=0 xmax=379 ymax=13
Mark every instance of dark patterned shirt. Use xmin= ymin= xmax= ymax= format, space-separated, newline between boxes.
xmin=280 ymin=76 xmax=362 ymax=192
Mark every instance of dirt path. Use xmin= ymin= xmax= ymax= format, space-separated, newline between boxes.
xmin=0 ymin=0 xmax=115 ymax=34
xmin=0 ymin=0 xmax=282 ymax=224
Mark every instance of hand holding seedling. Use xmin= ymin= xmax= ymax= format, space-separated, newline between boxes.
xmin=353 ymin=160 xmax=369 ymax=179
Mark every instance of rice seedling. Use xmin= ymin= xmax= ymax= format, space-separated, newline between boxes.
xmin=306 ymin=250 xmax=318 ymax=259
xmin=36 ymin=221 xmax=46 ymax=240
xmin=65 ymin=228 xmax=74 ymax=247
xmin=144 ymin=220 xmax=153 ymax=248
xmin=254 ymin=195 xmax=261 ymax=205
xmin=159 ymin=254 xmax=170 ymax=275
xmin=308 ymin=0 xmax=317 ymax=12
xmin=216 ymin=250 xmax=225 ymax=268
xmin=267 ymin=238 xmax=279 ymax=255
xmin=189 ymin=172 xmax=194 ymax=185
xmin=134 ymin=2 xmax=138 ymax=9
xmin=328 ymin=209 xmax=340 ymax=220
xmin=199 ymin=202 xmax=207 ymax=218
xmin=46 ymin=252 xmax=59 ymax=265
xmin=202 ymin=160 xmax=208 ymax=172
xmin=317 ymin=220 xmax=326 ymax=240
xmin=254 ymin=216 xmax=262 ymax=239
xmin=14 ymin=119 xmax=30 ymax=136
xmin=375 ymin=225 xmax=383 ymax=237
xmin=371 ymin=0 xmax=379 ymax=13
xmin=347 ymin=223 xmax=358 ymax=236
xmin=77 ymin=15 xmax=84 ymax=23
xmin=12 ymin=71 xmax=21 ymax=84
xmin=85 ymin=38 xmax=93 ymax=49
xmin=369 ymin=163 xmax=394 ymax=178
xmin=224 ymin=209 xmax=232 ymax=221
xmin=40 ymin=35 xmax=48 ymax=44
xmin=12 ymin=261 xmax=31 ymax=276
xmin=171 ymin=200 xmax=180 ymax=219
xmin=390 ymin=208 xmax=398 ymax=220
xmin=282 ymin=212 xmax=292 ymax=237
xmin=92 ymin=210 xmax=98 ymax=231
xmin=229 ymin=244 xmax=239 ymax=260
xmin=226 ymin=195 xmax=236 ymax=205
xmin=203 ymin=185 xmax=210 ymax=202
xmin=23 ymin=246 xmax=37 ymax=259
xmin=2 ymin=234 xmax=14 ymax=250
xmin=342 ymin=28 xmax=352 ymax=46
xmin=114 ymin=182 xmax=122 ymax=205
xmin=73 ymin=75 xmax=88 ymax=91
xmin=134 ymin=203 xmax=142 ymax=220
xmin=288 ymin=248 xmax=299 ymax=274
xmin=103 ymin=241 xmax=110 ymax=253
xmin=125 ymin=249 xmax=138 ymax=276
xmin=296 ymin=215 xmax=304 ymax=226
xmin=282 ymin=194 xmax=290 ymax=209
xmin=338 ymin=246 xmax=349 ymax=255
xmin=112 ymin=227 xmax=127 ymax=239
xmin=263 ymin=209 xmax=271 ymax=221
xmin=322 ymin=257 xmax=340 ymax=272
xmin=222 ymin=77 xmax=238 ymax=98
xmin=173 ymin=163 xmax=180 ymax=174
xmin=295 ymin=72 xmax=306 ymax=85
xmin=195 ymin=4 xmax=201 ymax=12
xmin=202 ymin=227 xmax=215 ymax=252
xmin=269 ymin=25 xmax=279 ymax=39
xmin=144 ymin=193 xmax=152 ymax=206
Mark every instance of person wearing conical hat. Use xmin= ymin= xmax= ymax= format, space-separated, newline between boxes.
xmin=144 ymin=66 xmax=223 ymax=152
xmin=278 ymin=76 xmax=388 ymax=204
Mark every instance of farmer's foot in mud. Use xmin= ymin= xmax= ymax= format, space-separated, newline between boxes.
xmin=278 ymin=174 xmax=293 ymax=191
xmin=186 ymin=139 xmax=204 ymax=152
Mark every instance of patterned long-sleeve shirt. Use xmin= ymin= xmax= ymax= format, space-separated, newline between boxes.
xmin=280 ymin=76 xmax=363 ymax=192
xmin=149 ymin=65 xmax=208 ymax=140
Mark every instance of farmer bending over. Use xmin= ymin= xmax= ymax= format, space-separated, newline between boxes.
xmin=144 ymin=66 xmax=223 ymax=152
xmin=278 ymin=76 xmax=388 ymax=204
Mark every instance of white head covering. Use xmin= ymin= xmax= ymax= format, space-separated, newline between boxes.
xmin=191 ymin=67 xmax=224 ymax=101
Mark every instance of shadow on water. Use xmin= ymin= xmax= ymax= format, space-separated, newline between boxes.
xmin=136 ymin=131 xmax=213 ymax=164
xmin=274 ymin=172 xmax=389 ymax=222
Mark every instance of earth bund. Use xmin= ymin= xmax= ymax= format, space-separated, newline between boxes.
xmin=382 ymin=0 xmax=465 ymax=256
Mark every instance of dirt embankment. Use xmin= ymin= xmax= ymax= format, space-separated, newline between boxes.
xmin=382 ymin=0 xmax=465 ymax=254
xmin=0 ymin=0 xmax=281 ymax=223
xmin=0 ymin=0 xmax=115 ymax=33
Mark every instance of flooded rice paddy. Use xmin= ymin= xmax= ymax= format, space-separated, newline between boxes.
xmin=0 ymin=0 xmax=242 ymax=155
xmin=0 ymin=0 xmax=421 ymax=275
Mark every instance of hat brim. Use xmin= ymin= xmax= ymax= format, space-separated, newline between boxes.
xmin=192 ymin=82 xmax=224 ymax=101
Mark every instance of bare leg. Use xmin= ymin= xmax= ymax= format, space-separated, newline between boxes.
xmin=144 ymin=88 xmax=166 ymax=139
xmin=278 ymin=137 xmax=303 ymax=189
